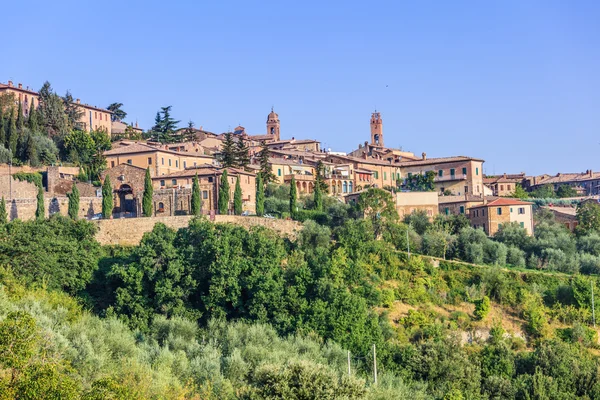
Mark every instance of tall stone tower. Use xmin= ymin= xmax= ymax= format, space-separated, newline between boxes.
xmin=266 ymin=108 xmax=280 ymax=141
xmin=370 ymin=111 xmax=384 ymax=147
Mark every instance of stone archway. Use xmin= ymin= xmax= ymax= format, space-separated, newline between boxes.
xmin=115 ymin=184 xmax=137 ymax=217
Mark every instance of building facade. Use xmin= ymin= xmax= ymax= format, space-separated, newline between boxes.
xmin=468 ymin=198 xmax=534 ymax=236
xmin=104 ymin=142 xmax=215 ymax=177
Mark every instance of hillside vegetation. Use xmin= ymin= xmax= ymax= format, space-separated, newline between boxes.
xmin=1 ymin=200 xmax=600 ymax=398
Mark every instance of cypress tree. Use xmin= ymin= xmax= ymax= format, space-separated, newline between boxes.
xmin=191 ymin=173 xmax=201 ymax=216
xmin=234 ymin=176 xmax=243 ymax=215
xmin=28 ymin=102 xmax=39 ymax=132
xmin=7 ymin=109 xmax=18 ymax=157
xmin=0 ymin=108 xmax=5 ymax=146
xmin=218 ymin=170 xmax=230 ymax=214
xmin=0 ymin=196 xmax=7 ymax=224
xmin=256 ymin=173 xmax=265 ymax=217
xmin=290 ymin=175 xmax=297 ymax=217
xmin=67 ymin=184 xmax=80 ymax=220
xmin=314 ymin=161 xmax=325 ymax=211
xmin=102 ymin=175 xmax=113 ymax=219
xmin=35 ymin=185 xmax=45 ymax=220
xmin=25 ymin=133 xmax=36 ymax=165
xmin=16 ymin=101 xmax=24 ymax=130
xmin=143 ymin=168 xmax=153 ymax=217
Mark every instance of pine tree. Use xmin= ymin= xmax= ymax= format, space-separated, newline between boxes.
xmin=191 ymin=173 xmax=202 ymax=216
xmin=143 ymin=168 xmax=153 ymax=217
xmin=256 ymin=173 xmax=265 ymax=216
xmin=290 ymin=175 xmax=297 ymax=217
xmin=67 ymin=184 xmax=80 ymax=220
xmin=183 ymin=120 xmax=196 ymax=142
xmin=28 ymin=102 xmax=38 ymax=132
xmin=258 ymin=141 xmax=276 ymax=184
xmin=0 ymin=196 xmax=7 ymax=224
xmin=220 ymin=132 xmax=236 ymax=167
xmin=7 ymin=109 xmax=18 ymax=157
xmin=35 ymin=185 xmax=44 ymax=220
xmin=235 ymin=138 xmax=250 ymax=168
xmin=234 ymin=176 xmax=243 ymax=215
xmin=218 ymin=170 xmax=230 ymax=214
xmin=102 ymin=175 xmax=113 ymax=219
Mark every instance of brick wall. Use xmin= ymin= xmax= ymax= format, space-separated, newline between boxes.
xmin=94 ymin=215 xmax=301 ymax=246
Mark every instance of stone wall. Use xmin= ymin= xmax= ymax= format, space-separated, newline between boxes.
xmin=6 ymin=196 xmax=103 ymax=221
xmin=95 ymin=215 xmax=301 ymax=246
xmin=0 ymin=175 xmax=38 ymax=199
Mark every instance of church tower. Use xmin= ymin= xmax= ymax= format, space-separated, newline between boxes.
xmin=370 ymin=111 xmax=384 ymax=147
xmin=266 ymin=108 xmax=280 ymax=141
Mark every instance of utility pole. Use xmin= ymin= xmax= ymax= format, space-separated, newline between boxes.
xmin=373 ymin=344 xmax=378 ymax=385
xmin=592 ymin=280 xmax=596 ymax=328
xmin=407 ymin=223 xmax=411 ymax=259
xmin=347 ymin=350 xmax=351 ymax=376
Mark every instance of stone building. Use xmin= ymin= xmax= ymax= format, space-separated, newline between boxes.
xmin=104 ymin=142 xmax=214 ymax=177
xmin=344 ymin=190 xmax=439 ymax=220
xmin=152 ymin=165 xmax=256 ymax=214
xmin=468 ymin=198 xmax=534 ymax=236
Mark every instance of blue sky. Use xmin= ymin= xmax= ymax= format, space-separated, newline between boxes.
xmin=2 ymin=0 xmax=598 ymax=175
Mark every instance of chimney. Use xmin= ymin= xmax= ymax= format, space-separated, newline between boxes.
xmin=18 ymin=83 xmax=22 ymax=89
xmin=422 ymin=152 xmax=427 ymax=160
xmin=76 ymin=98 xmax=80 ymax=104
xmin=7 ymin=80 xmax=13 ymax=87
xmin=589 ymin=169 xmax=593 ymax=178
xmin=503 ymin=173 xmax=507 ymax=178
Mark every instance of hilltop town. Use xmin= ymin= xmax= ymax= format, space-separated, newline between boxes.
xmin=0 ymin=79 xmax=598 ymax=236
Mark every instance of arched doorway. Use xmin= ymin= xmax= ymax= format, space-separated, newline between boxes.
xmin=116 ymin=184 xmax=137 ymax=217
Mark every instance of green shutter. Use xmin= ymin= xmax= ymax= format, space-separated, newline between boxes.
xmin=462 ymin=167 xmax=467 ymax=175
xmin=438 ymin=170 xmax=443 ymax=177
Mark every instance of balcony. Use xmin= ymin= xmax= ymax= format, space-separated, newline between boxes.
xmin=284 ymin=174 xmax=314 ymax=182
xmin=435 ymin=174 xmax=467 ymax=182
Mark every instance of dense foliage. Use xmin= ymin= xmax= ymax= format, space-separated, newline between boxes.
xmin=2 ymin=189 xmax=600 ymax=398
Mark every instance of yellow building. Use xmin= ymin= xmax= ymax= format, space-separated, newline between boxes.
xmin=104 ymin=142 xmax=215 ymax=177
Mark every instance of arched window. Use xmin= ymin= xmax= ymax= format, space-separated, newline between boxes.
xmin=158 ymin=202 xmax=165 ymax=212
xmin=349 ymin=181 xmax=353 ymax=193
xmin=343 ymin=181 xmax=348 ymax=193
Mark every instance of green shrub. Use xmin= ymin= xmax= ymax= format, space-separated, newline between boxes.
xmin=474 ymin=296 xmax=491 ymax=320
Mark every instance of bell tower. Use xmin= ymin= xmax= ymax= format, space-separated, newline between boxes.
xmin=266 ymin=108 xmax=280 ymax=141
xmin=370 ymin=111 xmax=383 ymax=147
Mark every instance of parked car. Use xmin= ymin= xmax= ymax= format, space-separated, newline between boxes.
xmin=241 ymin=211 xmax=250 ymax=216
xmin=263 ymin=214 xmax=275 ymax=219
xmin=90 ymin=213 xmax=103 ymax=220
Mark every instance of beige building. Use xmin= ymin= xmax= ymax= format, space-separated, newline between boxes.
xmin=526 ymin=170 xmax=600 ymax=196
xmin=1 ymin=80 xmax=113 ymax=134
xmin=469 ymin=198 xmax=534 ymax=236
xmin=104 ymin=142 xmax=214 ymax=177
xmin=399 ymin=156 xmax=484 ymax=196
xmin=0 ymin=81 xmax=39 ymax=116
xmin=438 ymin=194 xmax=487 ymax=216
xmin=111 ymin=121 xmax=143 ymax=136
xmin=395 ymin=191 xmax=439 ymax=219
xmin=483 ymin=173 xmax=525 ymax=196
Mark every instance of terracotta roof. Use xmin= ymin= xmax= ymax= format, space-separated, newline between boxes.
xmin=397 ymin=156 xmax=484 ymax=167
xmin=0 ymin=82 xmax=39 ymax=96
xmin=104 ymin=142 xmax=214 ymax=159
xmin=438 ymin=195 xmax=491 ymax=204
xmin=154 ymin=166 xmax=254 ymax=179
xmin=470 ymin=198 xmax=533 ymax=208
xmin=534 ymin=171 xmax=599 ymax=186
xmin=327 ymin=154 xmax=399 ymax=166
